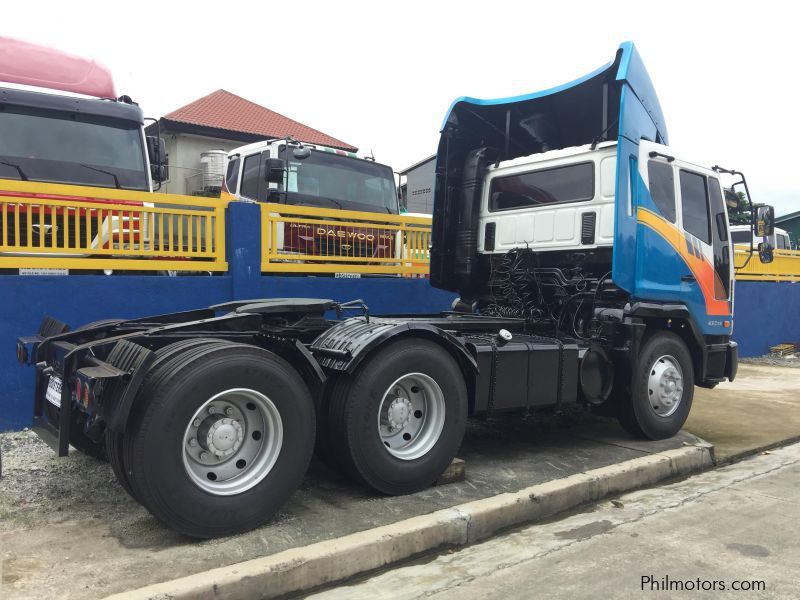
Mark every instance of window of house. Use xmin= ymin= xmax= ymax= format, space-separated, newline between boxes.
xmin=647 ymin=160 xmax=676 ymax=222
xmin=489 ymin=162 xmax=594 ymax=212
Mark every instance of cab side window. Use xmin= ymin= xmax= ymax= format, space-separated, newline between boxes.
xmin=679 ymin=170 xmax=711 ymax=243
xmin=240 ymin=154 xmax=260 ymax=200
xmin=647 ymin=160 xmax=676 ymax=222
xmin=225 ymin=157 xmax=240 ymax=194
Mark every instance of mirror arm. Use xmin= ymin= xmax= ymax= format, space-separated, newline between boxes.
xmin=714 ymin=165 xmax=756 ymax=269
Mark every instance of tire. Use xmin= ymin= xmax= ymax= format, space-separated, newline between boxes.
xmin=314 ymin=374 xmax=349 ymax=473
xmin=108 ymin=338 xmax=222 ymax=501
xmin=327 ymin=338 xmax=467 ymax=495
xmin=124 ymin=344 xmax=315 ymax=538
xmin=617 ymin=331 xmax=694 ymax=440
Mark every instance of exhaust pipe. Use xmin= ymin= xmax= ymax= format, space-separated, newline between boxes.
xmin=454 ymin=147 xmax=498 ymax=280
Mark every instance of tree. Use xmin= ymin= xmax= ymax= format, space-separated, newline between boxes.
xmin=726 ymin=189 xmax=762 ymax=225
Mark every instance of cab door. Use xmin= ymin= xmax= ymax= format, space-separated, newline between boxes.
xmin=635 ymin=141 xmax=732 ymax=336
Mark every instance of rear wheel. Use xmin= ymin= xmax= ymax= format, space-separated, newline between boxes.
xmin=617 ymin=331 xmax=694 ymax=440
xmin=327 ymin=339 xmax=467 ymax=495
xmin=125 ymin=344 xmax=315 ymax=538
xmin=108 ymin=338 xmax=223 ymax=500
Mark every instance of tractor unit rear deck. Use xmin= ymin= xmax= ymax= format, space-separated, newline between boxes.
xmin=15 ymin=42 xmax=773 ymax=538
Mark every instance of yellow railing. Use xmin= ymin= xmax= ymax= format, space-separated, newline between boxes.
xmin=735 ymin=247 xmax=800 ymax=282
xmin=0 ymin=179 xmax=228 ymax=271
xmin=260 ymin=203 xmax=432 ymax=275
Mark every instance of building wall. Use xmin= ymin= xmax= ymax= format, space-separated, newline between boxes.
xmin=405 ymin=159 xmax=436 ymax=214
xmin=776 ymin=215 xmax=800 ymax=249
xmin=159 ymin=132 xmax=244 ymax=196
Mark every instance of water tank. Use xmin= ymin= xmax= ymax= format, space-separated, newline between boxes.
xmin=200 ymin=150 xmax=227 ymax=192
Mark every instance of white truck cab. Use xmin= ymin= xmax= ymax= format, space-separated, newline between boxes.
xmin=222 ymin=139 xmax=398 ymax=215
xmin=478 ymin=141 xmax=617 ymax=254
xmin=730 ymin=224 xmax=791 ymax=250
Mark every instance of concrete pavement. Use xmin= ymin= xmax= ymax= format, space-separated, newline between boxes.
xmin=311 ymin=441 xmax=800 ymax=600
xmin=687 ymin=363 xmax=800 ymax=462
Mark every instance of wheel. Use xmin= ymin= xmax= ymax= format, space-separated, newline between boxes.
xmin=617 ymin=331 xmax=694 ymax=440
xmin=124 ymin=344 xmax=315 ymax=538
xmin=327 ymin=338 xmax=467 ymax=495
xmin=108 ymin=338 xmax=222 ymax=500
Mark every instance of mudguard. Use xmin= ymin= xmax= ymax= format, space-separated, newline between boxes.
xmin=310 ymin=317 xmax=479 ymax=376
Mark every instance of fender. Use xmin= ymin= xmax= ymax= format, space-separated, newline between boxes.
xmin=310 ymin=318 xmax=479 ymax=377
xmin=626 ymin=301 xmax=731 ymax=385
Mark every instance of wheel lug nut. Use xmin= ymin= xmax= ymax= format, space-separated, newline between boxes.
xmin=200 ymin=451 xmax=210 ymax=461
xmin=225 ymin=407 xmax=234 ymax=416
xmin=208 ymin=405 xmax=216 ymax=414
xmin=189 ymin=439 xmax=198 ymax=447
xmin=193 ymin=418 xmax=201 ymax=427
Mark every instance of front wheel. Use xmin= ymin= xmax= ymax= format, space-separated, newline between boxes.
xmin=618 ymin=331 xmax=694 ymax=440
xmin=326 ymin=338 xmax=467 ymax=495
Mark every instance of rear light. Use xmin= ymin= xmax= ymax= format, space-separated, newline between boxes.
xmin=74 ymin=378 xmax=82 ymax=403
xmin=82 ymin=384 xmax=91 ymax=409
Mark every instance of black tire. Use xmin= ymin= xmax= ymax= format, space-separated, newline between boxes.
xmin=617 ymin=331 xmax=694 ymax=440
xmin=107 ymin=338 xmax=222 ymax=500
xmin=125 ymin=344 xmax=315 ymax=538
xmin=313 ymin=374 xmax=350 ymax=474
xmin=327 ymin=338 xmax=467 ymax=495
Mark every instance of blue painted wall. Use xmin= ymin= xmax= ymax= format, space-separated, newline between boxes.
xmin=732 ymin=281 xmax=800 ymax=357
xmin=0 ymin=203 xmax=455 ymax=431
xmin=0 ymin=203 xmax=796 ymax=431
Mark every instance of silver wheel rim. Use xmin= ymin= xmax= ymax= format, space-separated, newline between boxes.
xmin=647 ymin=355 xmax=684 ymax=417
xmin=377 ymin=373 xmax=445 ymax=461
xmin=182 ymin=388 xmax=283 ymax=495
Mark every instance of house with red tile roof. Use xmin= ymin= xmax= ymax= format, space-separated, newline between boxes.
xmin=146 ymin=89 xmax=357 ymax=195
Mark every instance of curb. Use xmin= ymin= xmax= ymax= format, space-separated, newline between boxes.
xmin=106 ymin=443 xmax=714 ymax=600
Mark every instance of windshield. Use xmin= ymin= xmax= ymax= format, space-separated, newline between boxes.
xmin=0 ymin=107 xmax=148 ymax=190
xmin=730 ymin=230 xmax=751 ymax=244
xmin=279 ymin=147 xmax=397 ymax=213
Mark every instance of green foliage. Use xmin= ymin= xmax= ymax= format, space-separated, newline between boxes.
xmin=726 ymin=190 xmax=762 ymax=225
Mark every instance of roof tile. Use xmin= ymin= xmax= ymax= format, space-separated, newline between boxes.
xmin=163 ymin=89 xmax=356 ymax=151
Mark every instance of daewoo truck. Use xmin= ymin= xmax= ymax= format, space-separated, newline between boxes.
xmin=16 ymin=43 xmax=774 ymax=538
xmin=222 ymin=139 xmax=401 ymax=265
xmin=0 ymin=36 xmax=167 ymax=270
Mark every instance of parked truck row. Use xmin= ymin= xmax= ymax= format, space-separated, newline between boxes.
xmin=13 ymin=42 xmax=777 ymax=538
xmin=0 ymin=36 xmax=402 ymax=273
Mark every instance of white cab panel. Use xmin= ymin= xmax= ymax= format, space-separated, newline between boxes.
xmin=478 ymin=142 xmax=617 ymax=254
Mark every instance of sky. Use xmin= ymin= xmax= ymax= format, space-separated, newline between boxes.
xmin=4 ymin=0 xmax=799 ymax=215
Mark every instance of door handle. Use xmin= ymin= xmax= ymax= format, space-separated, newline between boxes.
xmin=681 ymin=274 xmax=696 ymax=282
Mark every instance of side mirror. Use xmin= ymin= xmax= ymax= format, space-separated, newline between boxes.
xmin=265 ymin=158 xmax=286 ymax=184
xmin=146 ymin=136 xmax=167 ymax=183
xmin=758 ymin=241 xmax=774 ymax=264
xmin=755 ymin=205 xmax=775 ymax=237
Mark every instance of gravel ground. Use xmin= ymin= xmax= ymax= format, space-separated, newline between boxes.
xmin=741 ymin=354 xmax=800 ymax=368
xmin=0 ymin=429 xmax=146 ymax=535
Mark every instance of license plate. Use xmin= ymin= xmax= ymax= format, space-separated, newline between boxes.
xmin=335 ymin=272 xmax=361 ymax=279
xmin=45 ymin=376 xmax=63 ymax=408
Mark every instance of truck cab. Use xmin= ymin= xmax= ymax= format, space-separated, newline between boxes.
xmin=0 ymin=36 xmax=167 ymax=263
xmin=730 ymin=225 xmax=791 ymax=250
xmin=222 ymin=139 xmax=401 ymax=260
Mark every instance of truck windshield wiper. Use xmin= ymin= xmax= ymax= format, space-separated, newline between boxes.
xmin=79 ymin=164 xmax=121 ymax=189
xmin=0 ymin=160 xmax=28 ymax=181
